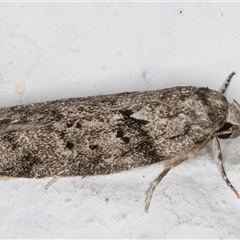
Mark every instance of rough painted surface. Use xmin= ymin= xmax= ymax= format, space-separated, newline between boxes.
xmin=1 ymin=2 xmax=240 ymax=239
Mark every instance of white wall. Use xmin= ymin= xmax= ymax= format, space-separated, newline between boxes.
xmin=1 ymin=2 xmax=240 ymax=238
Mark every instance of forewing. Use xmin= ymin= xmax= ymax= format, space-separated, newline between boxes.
xmin=0 ymin=87 xmax=228 ymax=178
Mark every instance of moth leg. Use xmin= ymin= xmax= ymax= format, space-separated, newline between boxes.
xmin=215 ymin=125 xmax=236 ymax=137
xmin=213 ymin=137 xmax=240 ymax=198
xmin=144 ymin=167 xmax=171 ymax=213
xmin=44 ymin=176 xmax=61 ymax=190
xmin=144 ymin=140 xmax=209 ymax=213
xmin=220 ymin=71 xmax=236 ymax=95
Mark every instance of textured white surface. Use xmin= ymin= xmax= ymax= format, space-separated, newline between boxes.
xmin=1 ymin=2 xmax=240 ymax=238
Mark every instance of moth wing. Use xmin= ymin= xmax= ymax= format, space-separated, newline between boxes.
xmin=0 ymin=87 xmax=229 ymax=178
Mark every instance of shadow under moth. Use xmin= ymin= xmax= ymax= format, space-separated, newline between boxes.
xmin=0 ymin=72 xmax=239 ymax=212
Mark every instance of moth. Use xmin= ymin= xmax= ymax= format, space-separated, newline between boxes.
xmin=0 ymin=72 xmax=239 ymax=212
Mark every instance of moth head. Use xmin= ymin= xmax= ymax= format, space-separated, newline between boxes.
xmin=219 ymin=99 xmax=240 ymax=139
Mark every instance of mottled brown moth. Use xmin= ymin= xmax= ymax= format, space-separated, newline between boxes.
xmin=0 ymin=72 xmax=239 ymax=213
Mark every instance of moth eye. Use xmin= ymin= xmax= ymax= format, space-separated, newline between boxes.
xmin=218 ymin=122 xmax=233 ymax=139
